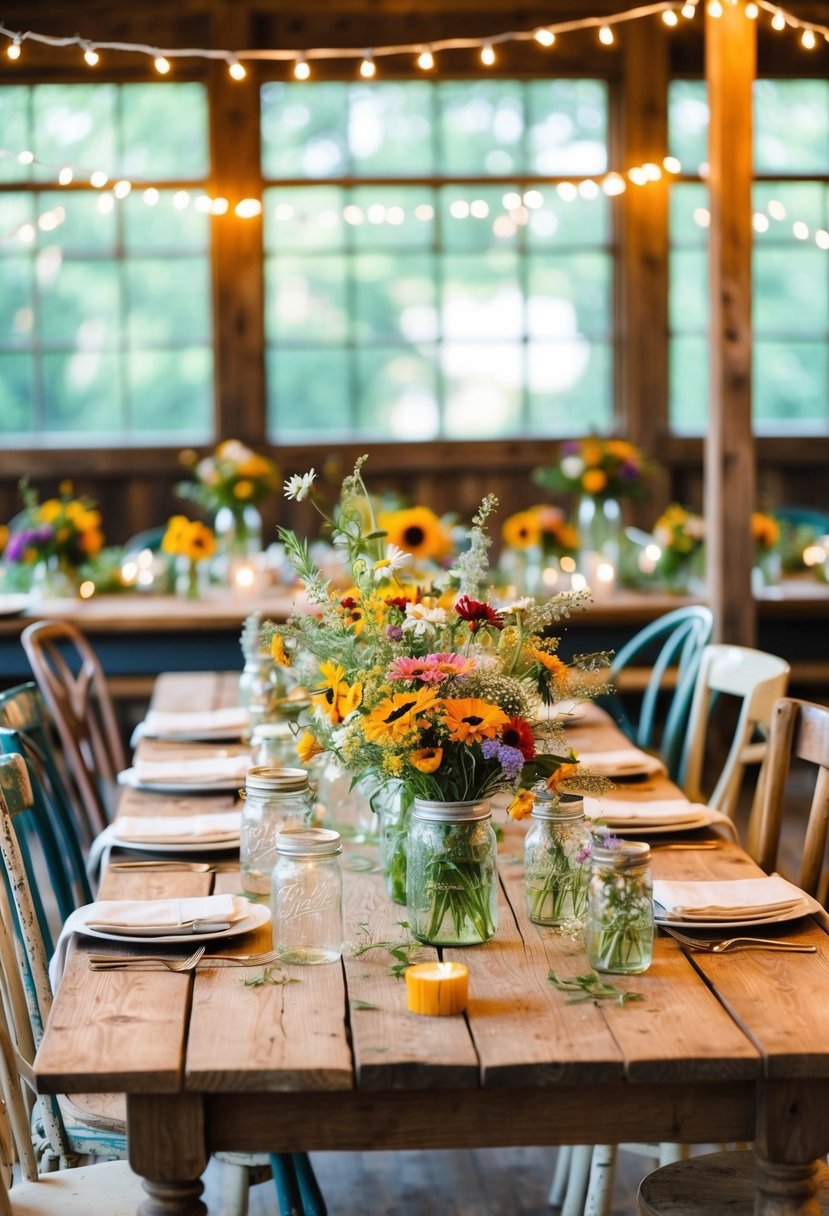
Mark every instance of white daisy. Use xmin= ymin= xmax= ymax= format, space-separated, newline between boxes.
xmin=372 ymin=544 xmax=410 ymax=582
xmin=283 ymin=469 xmax=316 ymax=501
xmin=401 ymin=601 xmax=447 ymax=638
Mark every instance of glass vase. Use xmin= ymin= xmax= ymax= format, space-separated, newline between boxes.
xmin=29 ymin=555 xmax=79 ymax=602
xmin=407 ymin=799 xmax=498 ymax=946
xmin=576 ymin=495 xmax=622 ymax=574
xmin=585 ymin=840 xmax=653 ymax=975
xmin=371 ymin=781 xmax=412 ymax=905
xmin=524 ymin=793 xmax=592 ymax=931
xmin=214 ymin=503 xmax=262 ymax=585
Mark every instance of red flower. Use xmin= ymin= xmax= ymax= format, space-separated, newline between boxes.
xmin=501 ymin=716 xmax=536 ymax=760
xmin=455 ymin=595 xmax=504 ymax=633
xmin=385 ymin=594 xmax=417 ymax=611
xmin=340 ymin=596 xmax=358 ymax=609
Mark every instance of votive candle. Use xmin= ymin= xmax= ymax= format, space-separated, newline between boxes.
xmin=405 ymin=961 xmax=469 ymax=1016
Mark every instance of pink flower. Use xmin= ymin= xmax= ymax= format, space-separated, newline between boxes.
xmin=386 ymin=656 xmax=436 ymax=683
xmin=430 ymin=652 xmax=476 ymax=678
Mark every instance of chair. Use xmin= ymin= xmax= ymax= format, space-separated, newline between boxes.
xmin=598 ymin=606 xmax=714 ymax=780
xmin=20 ymin=621 xmax=127 ymax=843
xmin=637 ymin=1150 xmax=829 ymax=1214
xmin=677 ymin=644 xmax=791 ymax=824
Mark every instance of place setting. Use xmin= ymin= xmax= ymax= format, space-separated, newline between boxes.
xmin=582 ymin=794 xmax=737 ymax=839
xmin=116 ymin=749 xmax=253 ymax=794
xmin=130 ymin=705 xmax=251 ymax=745
xmin=652 ymin=873 xmax=822 ymax=932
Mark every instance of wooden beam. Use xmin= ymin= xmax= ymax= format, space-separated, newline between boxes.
xmin=705 ymin=4 xmax=757 ymax=645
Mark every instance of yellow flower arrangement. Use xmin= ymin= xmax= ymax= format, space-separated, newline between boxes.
xmin=3 ymin=479 xmax=104 ymax=571
xmin=534 ymin=435 xmax=654 ymax=502
xmin=161 ymin=516 xmax=216 ymax=599
xmin=176 ymin=439 xmax=279 ymax=515
xmin=378 ymin=505 xmax=453 ymax=563
xmin=501 ymin=504 xmax=579 ymax=558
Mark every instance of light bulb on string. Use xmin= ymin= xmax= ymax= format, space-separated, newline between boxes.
xmin=58 ymin=167 xmax=73 ymax=186
xmin=83 ymin=45 xmax=100 ymax=66
xmin=708 ymin=1 xmax=723 ymax=17
xmin=359 ymin=51 xmax=376 ymax=78
xmin=480 ymin=43 xmax=496 ymax=66
xmin=90 ymin=170 xmax=108 ymax=188
xmin=598 ymin=25 xmax=615 ymax=44
xmin=663 ymin=155 xmax=682 ymax=173
xmin=534 ymin=27 xmax=556 ymax=46
xmin=417 ymin=48 xmax=434 ymax=70
xmin=662 ymin=10 xmax=679 ymax=26
xmin=801 ymin=27 xmax=817 ymax=48
xmin=681 ymin=2 xmax=696 ymax=16
xmin=294 ymin=55 xmax=311 ymax=79
xmin=154 ymin=56 xmax=171 ymax=74
xmin=7 ymin=38 xmax=21 ymax=61
xmin=113 ymin=179 xmax=131 ymax=199
xmin=745 ymin=2 xmax=759 ymax=17
xmin=228 ymin=58 xmax=246 ymax=80
xmin=771 ymin=9 xmax=786 ymax=30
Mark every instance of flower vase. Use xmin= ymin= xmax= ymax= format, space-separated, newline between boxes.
xmin=371 ymin=781 xmax=412 ymax=905
xmin=576 ymin=495 xmax=621 ymax=588
xmin=29 ymin=555 xmax=79 ymax=603
xmin=407 ymin=799 xmax=498 ymax=946
xmin=214 ymin=503 xmax=263 ymax=585
xmin=175 ymin=557 xmax=203 ymax=601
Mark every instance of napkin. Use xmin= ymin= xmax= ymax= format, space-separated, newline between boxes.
xmin=48 ymin=895 xmax=250 ymax=989
xmin=131 ymin=706 xmax=250 ymax=743
xmin=653 ymin=875 xmax=809 ymax=922
xmin=578 ymin=748 xmax=666 ymax=778
xmin=118 ymin=754 xmax=252 ymax=787
xmin=110 ymin=810 xmax=242 ymax=845
xmin=583 ymin=798 xmax=706 ymax=827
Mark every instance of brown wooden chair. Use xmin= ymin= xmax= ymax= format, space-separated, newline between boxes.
xmin=20 ymin=621 xmax=126 ymax=843
xmin=638 ymin=695 xmax=829 ymax=1216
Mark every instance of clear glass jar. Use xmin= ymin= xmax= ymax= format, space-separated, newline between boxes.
xmin=585 ymin=840 xmax=653 ymax=974
xmin=271 ymin=827 xmax=344 ymax=965
xmin=240 ymin=766 xmax=314 ymax=894
xmin=238 ymin=612 xmax=287 ymax=733
xmin=524 ymin=792 xmax=592 ymax=931
xmin=371 ymin=780 xmax=411 ymax=905
xmin=313 ymin=755 xmax=374 ymax=843
xmin=407 ymin=799 xmax=498 ymax=946
xmin=250 ymin=721 xmax=296 ymax=768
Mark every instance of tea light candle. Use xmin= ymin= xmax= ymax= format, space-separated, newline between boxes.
xmin=405 ymin=961 xmax=468 ymax=1016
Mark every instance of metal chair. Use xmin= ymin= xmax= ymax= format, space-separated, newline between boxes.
xmin=21 ymin=620 xmax=127 ymax=842
xmin=597 ymin=606 xmax=713 ymax=780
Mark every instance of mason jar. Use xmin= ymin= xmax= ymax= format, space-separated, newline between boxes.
xmin=240 ymin=766 xmax=314 ymax=894
xmin=585 ymin=839 xmax=653 ymax=974
xmin=250 ymin=721 xmax=296 ymax=768
xmin=524 ymin=792 xmax=592 ymax=931
xmin=370 ymin=779 xmax=410 ymax=905
xmin=271 ymin=827 xmax=344 ymax=965
xmin=407 ymin=799 xmax=497 ymax=946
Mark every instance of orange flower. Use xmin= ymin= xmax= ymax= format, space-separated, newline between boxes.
xmin=312 ymin=660 xmax=363 ymax=724
xmin=502 ymin=510 xmax=542 ymax=550
xmin=546 ymin=762 xmax=580 ymax=792
xmin=271 ymin=633 xmax=291 ymax=667
xmin=363 ymin=687 xmax=440 ymax=743
xmin=409 ymin=746 xmax=443 ymax=773
xmin=507 ymin=788 xmax=535 ymax=820
xmin=582 ymin=469 xmax=607 ymax=495
xmin=530 ymin=648 xmax=569 ymax=684
xmin=297 ymin=731 xmax=323 ymax=764
xmin=441 ymin=698 xmax=509 ymax=744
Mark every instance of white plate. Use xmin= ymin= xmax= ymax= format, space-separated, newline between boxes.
xmin=76 ymin=902 xmax=270 ymax=945
xmin=585 ymin=809 xmax=715 ymax=836
xmin=0 ymin=594 xmax=29 ymax=618
xmin=655 ymin=897 xmax=816 ymax=931
xmin=118 ymin=769 xmax=244 ymax=795
xmin=109 ymin=834 xmax=240 ymax=854
xmin=148 ymin=731 xmax=246 ymax=743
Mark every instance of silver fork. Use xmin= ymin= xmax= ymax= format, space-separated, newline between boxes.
xmin=108 ymin=861 xmax=239 ymax=873
xmin=88 ymin=945 xmax=207 ymax=971
xmin=661 ymin=926 xmax=817 ymax=953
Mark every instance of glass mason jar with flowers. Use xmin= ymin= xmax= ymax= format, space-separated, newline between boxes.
xmin=501 ymin=505 xmax=579 ymax=596
xmin=266 ymin=457 xmax=612 ymax=943
xmin=2 ymin=479 xmax=104 ymax=599
xmin=161 ymin=515 xmax=215 ymax=600
xmin=651 ymin=503 xmax=706 ymax=594
xmin=751 ymin=511 xmax=782 ymax=590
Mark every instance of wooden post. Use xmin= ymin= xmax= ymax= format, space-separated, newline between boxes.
xmin=705 ymin=3 xmax=757 ymax=645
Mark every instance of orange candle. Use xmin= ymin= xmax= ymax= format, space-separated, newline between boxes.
xmin=405 ymin=962 xmax=469 ymax=1016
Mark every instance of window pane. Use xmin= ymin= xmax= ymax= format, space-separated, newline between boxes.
xmin=0 ymin=354 xmax=34 ymax=433
xmin=670 ymin=249 xmax=708 ymax=333
xmin=267 ymin=348 xmax=351 ymax=436
xmin=349 ymin=84 xmax=434 ymax=176
xmin=350 ymin=186 xmax=435 ymax=250
xmin=526 ymin=192 xmax=610 ymax=247
xmin=438 ymin=82 xmax=526 ymax=176
xmin=123 ymin=191 xmax=208 ymax=253
xmin=266 ymin=255 xmax=348 ymax=342
xmin=0 ymin=258 xmax=32 ymax=348
xmin=127 ymin=348 xmax=213 ymax=436
xmin=526 ymin=80 xmax=608 ymax=175
xmin=355 ymin=347 xmax=439 ymax=438
xmin=353 ymin=253 xmax=438 ymax=342
xmin=527 ymin=340 xmax=612 ymax=433
xmin=443 ymin=342 xmax=523 ymax=437
xmin=670 ymin=336 xmax=709 ymax=434
xmin=440 ymin=185 xmax=518 ymax=249
xmin=40 ymin=261 xmax=120 ymax=350
xmin=32 ymin=85 xmax=118 ymax=182
xmin=0 ymin=89 xmax=30 ymax=182
xmin=754 ymin=342 xmax=829 ymax=432
xmin=755 ymin=80 xmax=829 ymax=174
xmin=126 ymin=258 xmax=211 ymax=346
xmin=669 ymin=183 xmax=709 ymax=245
xmin=668 ymin=80 xmax=708 ymax=171
xmin=264 ymin=186 xmax=346 ymax=253
xmin=261 ymin=83 xmax=349 ymax=178
xmin=40 ymin=191 xmax=116 ymax=253
xmin=121 ymin=84 xmax=209 ymax=179
xmin=528 ymin=254 xmax=611 ymax=339
xmin=442 ymin=251 xmax=523 ymax=340
xmin=754 ymin=247 xmax=828 ymax=335
xmin=42 ymin=351 xmax=122 ymax=434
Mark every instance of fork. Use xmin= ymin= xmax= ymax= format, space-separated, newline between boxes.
xmin=108 ymin=861 xmax=239 ymax=873
xmin=660 ymin=925 xmax=817 ymax=953
xmin=88 ymin=945 xmax=207 ymax=972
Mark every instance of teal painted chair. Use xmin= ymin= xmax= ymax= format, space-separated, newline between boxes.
xmin=598 ymin=605 xmax=714 ymax=780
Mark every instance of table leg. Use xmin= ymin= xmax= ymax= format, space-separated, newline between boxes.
xmin=755 ymin=1079 xmax=829 ymax=1216
xmin=127 ymin=1093 xmax=208 ymax=1216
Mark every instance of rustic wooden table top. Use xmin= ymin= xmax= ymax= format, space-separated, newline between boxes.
xmin=34 ymin=671 xmax=829 ymax=1216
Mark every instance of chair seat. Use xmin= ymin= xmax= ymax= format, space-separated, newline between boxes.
xmin=6 ymin=1161 xmax=145 ymax=1215
xmin=638 ymin=1150 xmax=829 ymax=1214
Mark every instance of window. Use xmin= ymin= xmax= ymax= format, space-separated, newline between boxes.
xmin=261 ymin=79 xmax=612 ymax=443
xmin=669 ymin=78 xmax=829 ymax=436
xmin=0 ymin=83 xmax=212 ymax=447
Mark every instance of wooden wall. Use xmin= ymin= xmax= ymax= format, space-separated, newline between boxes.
xmin=0 ymin=0 xmax=827 ymax=550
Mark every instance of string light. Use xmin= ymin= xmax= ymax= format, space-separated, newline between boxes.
xmin=707 ymin=0 xmax=723 ymax=17
xmin=227 ymin=57 xmax=246 ymax=80
xmin=801 ymin=27 xmax=816 ymax=48
xmin=416 ymin=47 xmax=434 ymax=69
xmin=745 ymin=2 xmax=759 ymax=16
xmin=663 ymin=155 xmax=682 ymax=173
xmin=534 ymin=28 xmax=556 ymax=46
xmin=89 ymin=170 xmax=107 ymax=188
xmin=480 ymin=43 xmax=496 ymax=65
xmin=359 ymin=51 xmax=376 ymax=78
xmin=681 ymin=2 xmax=696 ymax=16
xmin=771 ymin=9 xmax=786 ymax=30
xmin=113 ymin=179 xmax=131 ymax=198
xmin=143 ymin=187 xmax=159 ymax=206
xmin=83 ymin=45 xmax=99 ymax=66
xmin=598 ymin=25 xmax=615 ymax=44
xmin=153 ymin=55 xmax=170 ymax=74
xmin=662 ymin=9 xmax=679 ymax=25
xmin=57 ymin=166 xmax=73 ymax=185
xmin=234 ymin=198 xmax=262 ymax=218
xmin=293 ymin=55 xmax=310 ymax=79
xmin=6 ymin=37 xmax=21 ymax=60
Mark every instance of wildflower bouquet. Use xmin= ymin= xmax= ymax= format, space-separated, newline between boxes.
xmin=650 ymin=503 xmax=706 ymax=591
xmin=534 ymin=436 xmax=653 ymax=502
xmin=3 ymin=479 xmax=104 ymax=575
xmin=502 ymin=505 xmax=579 ymax=559
xmin=269 ymin=458 xmax=610 ymax=933
xmin=176 ymin=439 xmax=279 ymax=515
xmin=161 ymin=515 xmax=216 ymax=599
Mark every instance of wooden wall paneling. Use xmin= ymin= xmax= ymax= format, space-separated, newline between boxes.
xmin=705 ymin=5 xmax=757 ymax=646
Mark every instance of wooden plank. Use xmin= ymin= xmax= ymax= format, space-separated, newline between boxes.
xmin=705 ymin=3 xmax=757 ymax=647
xmin=342 ymin=867 xmax=480 ymax=1091
xmin=185 ymin=872 xmax=353 ymax=1092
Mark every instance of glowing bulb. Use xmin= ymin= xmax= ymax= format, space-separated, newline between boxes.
xmin=771 ymin=9 xmax=786 ymax=30
xmin=570 ymin=573 xmax=587 ymax=592
xmin=228 ymin=59 xmax=246 ymax=80
xmin=560 ymin=556 xmax=576 ymax=574
xmin=417 ymin=48 xmax=434 ymax=69
xmin=708 ymin=1 xmax=723 ymax=16
xmin=803 ymin=544 xmax=827 ymax=566
xmin=480 ymin=43 xmax=496 ymax=65
xmin=294 ymin=56 xmax=310 ymax=79
xmin=643 ymin=162 xmax=662 ymax=180
xmin=793 ymin=220 xmax=809 ymax=239
xmin=154 ymin=56 xmax=171 ymax=74
xmin=194 ymin=194 xmax=213 ymax=213
xmin=663 ymin=156 xmax=682 ymax=173
xmin=17 ymin=150 xmax=34 ymax=165
xmin=359 ymin=52 xmax=376 ymax=78
xmin=18 ymin=223 xmax=35 ymax=243
xmin=83 ymin=47 xmax=99 ymax=66
xmin=767 ymin=199 xmax=786 ymax=220
xmin=801 ymin=28 xmax=817 ymax=48
xmin=234 ymin=197 xmax=262 ymax=218
xmin=210 ymin=197 xmax=229 ymax=215
xmin=693 ymin=206 xmax=711 ymax=227
xmin=523 ymin=189 xmax=543 ymax=209
xmin=602 ymin=172 xmax=626 ymax=195
xmin=79 ymin=580 xmax=95 ymax=599
xmin=534 ymin=27 xmax=556 ymax=46
xmin=745 ymin=2 xmax=759 ymax=16
xmin=596 ymin=562 xmax=615 ymax=584
xmin=662 ymin=10 xmax=679 ymax=26
xmin=816 ymin=229 xmax=829 ymax=249
xmin=681 ymin=2 xmax=696 ymax=16
xmin=143 ymin=187 xmax=160 ymax=206
xmin=556 ymin=182 xmax=578 ymax=201
xmin=598 ymin=25 xmax=615 ymax=44
xmin=7 ymin=39 xmax=21 ymax=61
xmin=90 ymin=171 xmax=108 ymax=188
xmin=97 ymin=193 xmax=114 ymax=215
xmin=113 ymin=179 xmax=131 ymax=198
xmin=502 ymin=191 xmax=522 ymax=209
xmin=628 ymin=166 xmax=648 ymax=186
xmin=578 ymin=179 xmax=600 ymax=199
xmin=172 ymin=190 xmax=191 ymax=210
xmin=752 ymin=212 xmax=769 ymax=232
xmin=58 ymin=166 xmax=73 ymax=185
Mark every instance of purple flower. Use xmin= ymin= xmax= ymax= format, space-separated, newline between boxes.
xmin=386 ymin=625 xmax=403 ymax=641
xmin=497 ymin=744 xmax=525 ymax=780
xmin=576 ymin=845 xmax=592 ymax=864
xmin=619 ymin=460 xmax=640 ymax=480
xmin=4 ymin=525 xmax=53 ymax=562
xmin=560 ymin=440 xmax=580 ymax=456
xmin=481 ymin=739 xmax=500 ymax=760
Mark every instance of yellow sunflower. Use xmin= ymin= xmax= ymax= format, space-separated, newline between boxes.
xmin=441 ymin=698 xmax=509 ymax=744
xmin=271 ymin=633 xmax=290 ymax=667
xmin=409 ymin=746 xmax=443 ymax=773
xmin=182 ymin=521 xmax=215 ymax=561
xmin=502 ymin=510 xmax=542 ymax=551
xmin=296 ymin=731 xmax=324 ymax=764
xmin=161 ymin=515 xmax=191 ymax=556
xmin=312 ymin=660 xmax=363 ymax=724
xmin=507 ymin=788 xmax=535 ymax=821
xmin=379 ymin=506 xmax=452 ymax=562
xmin=362 ymin=687 xmax=440 ymax=744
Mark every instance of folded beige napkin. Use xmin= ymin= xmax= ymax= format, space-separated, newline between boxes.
xmin=653 ymin=875 xmax=808 ymax=921
xmin=118 ymin=754 xmax=252 ymax=787
xmin=578 ymin=748 xmax=666 ymax=778
xmin=83 ymin=894 xmax=249 ymax=936
xmin=583 ymin=797 xmax=706 ymax=827
xmin=140 ymin=707 xmax=250 ymax=738
xmin=111 ymin=810 xmax=242 ymax=844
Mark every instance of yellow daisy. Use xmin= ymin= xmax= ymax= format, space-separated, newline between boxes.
xmin=441 ymin=698 xmax=509 ymax=744
xmin=362 ymin=687 xmax=440 ymax=744
xmin=409 ymin=746 xmax=443 ymax=773
xmin=296 ymin=731 xmax=323 ymax=764
xmin=507 ymin=788 xmax=535 ymax=820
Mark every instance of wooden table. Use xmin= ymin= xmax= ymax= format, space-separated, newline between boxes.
xmin=34 ymin=672 xmax=829 ymax=1216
